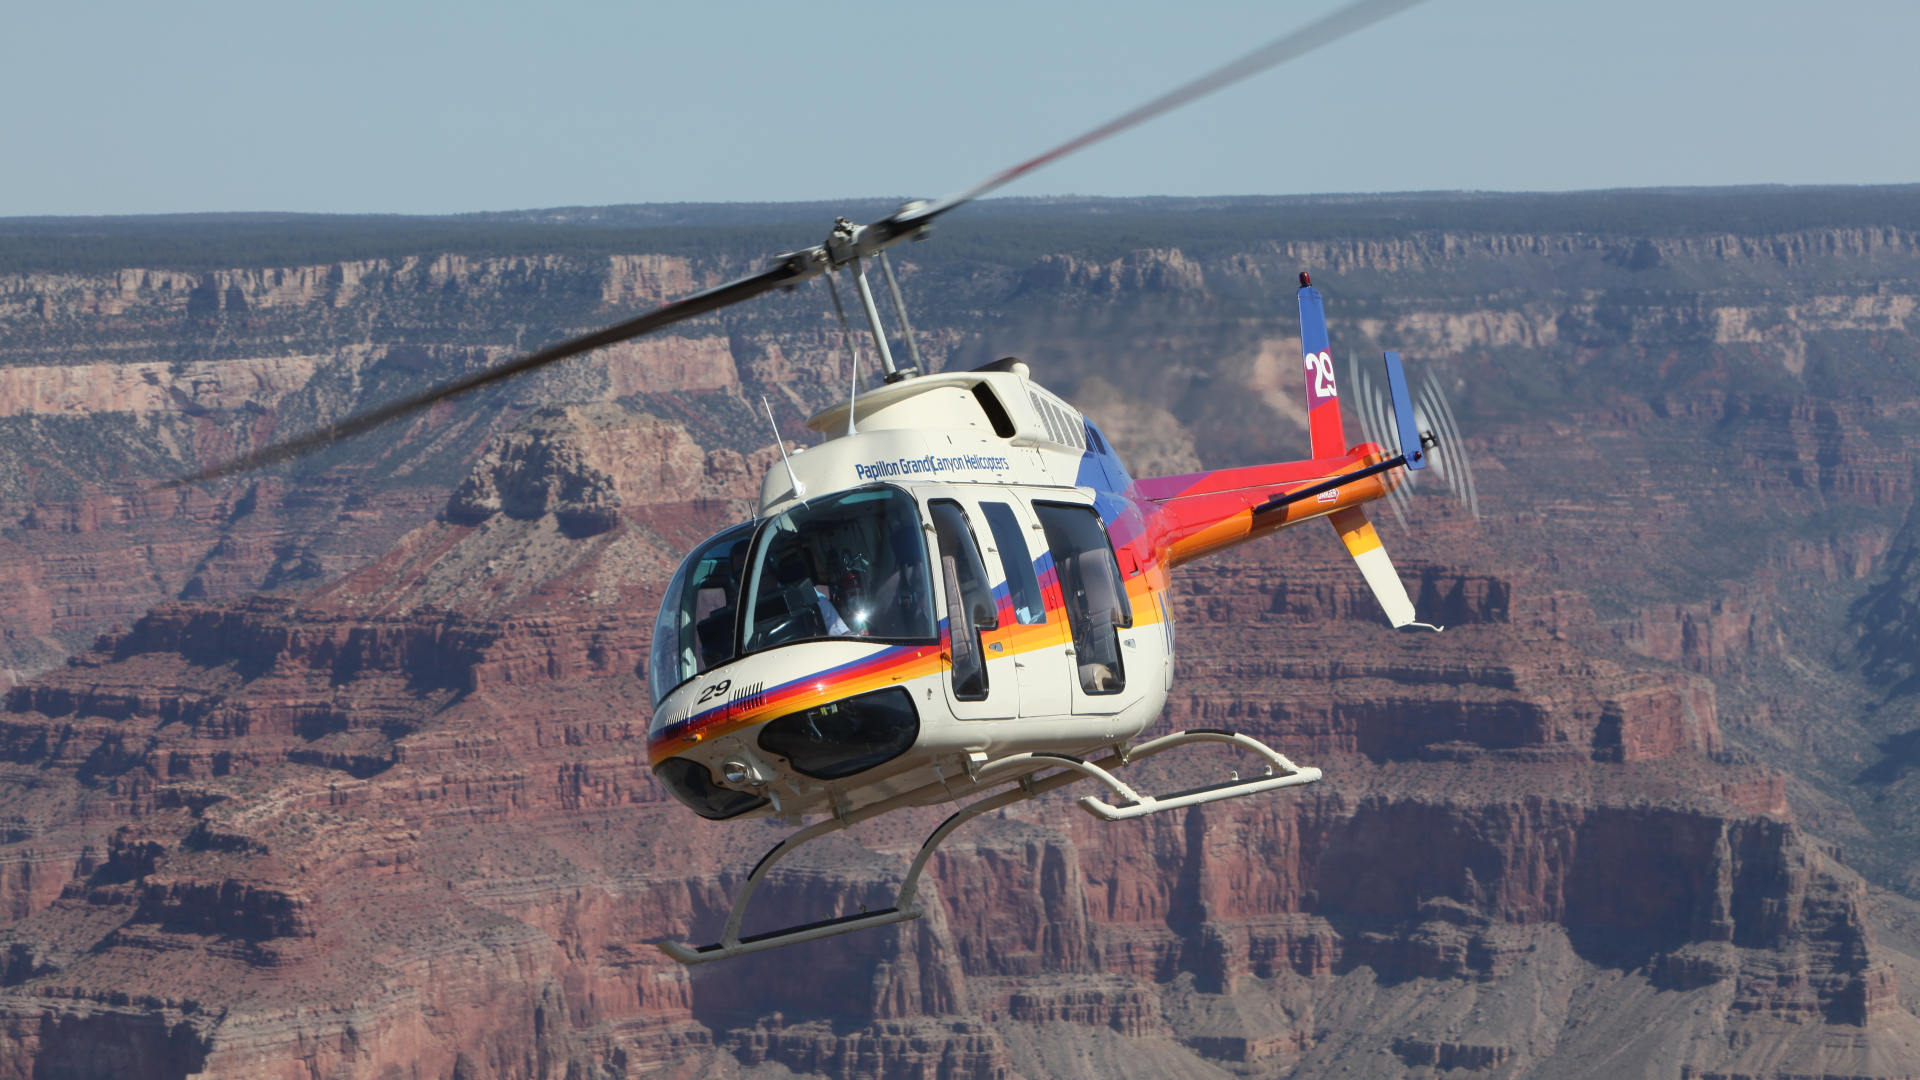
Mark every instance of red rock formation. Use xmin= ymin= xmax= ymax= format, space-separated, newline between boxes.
xmin=0 ymin=209 xmax=1917 ymax=1077
xmin=0 ymin=397 xmax=1902 ymax=1078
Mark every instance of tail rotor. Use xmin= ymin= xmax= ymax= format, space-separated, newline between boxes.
xmin=1349 ymin=360 xmax=1480 ymax=527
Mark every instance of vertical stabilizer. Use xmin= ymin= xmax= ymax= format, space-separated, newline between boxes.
xmin=1297 ymin=273 xmax=1345 ymax=460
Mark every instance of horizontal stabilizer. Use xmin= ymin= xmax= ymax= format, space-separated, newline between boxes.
xmin=1328 ymin=506 xmax=1441 ymax=631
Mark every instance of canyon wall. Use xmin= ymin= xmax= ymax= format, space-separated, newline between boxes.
xmin=0 ymin=195 xmax=1915 ymax=1077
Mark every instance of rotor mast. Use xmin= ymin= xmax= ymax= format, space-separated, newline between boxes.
xmin=817 ymin=207 xmax=933 ymax=384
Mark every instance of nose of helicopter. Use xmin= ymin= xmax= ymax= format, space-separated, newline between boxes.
xmin=647 ymin=637 xmax=941 ymax=820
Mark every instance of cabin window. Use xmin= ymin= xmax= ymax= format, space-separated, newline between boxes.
xmin=741 ymin=486 xmax=935 ymax=655
xmin=758 ymin=688 xmax=920 ymax=779
xmin=980 ymin=502 xmax=1047 ymax=625
xmin=1034 ymin=502 xmax=1132 ymax=695
xmin=930 ymin=500 xmax=996 ymax=700
xmin=648 ymin=521 xmax=754 ymax=708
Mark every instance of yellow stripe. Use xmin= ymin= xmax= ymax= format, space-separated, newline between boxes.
xmin=661 ymin=578 xmax=1170 ymax=761
xmin=1329 ymin=506 xmax=1382 ymax=556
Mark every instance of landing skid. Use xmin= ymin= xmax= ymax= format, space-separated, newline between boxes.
xmin=656 ymin=729 xmax=1320 ymax=964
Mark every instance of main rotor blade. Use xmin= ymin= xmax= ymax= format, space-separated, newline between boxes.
xmin=169 ymin=258 xmax=814 ymax=486
xmin=896 ymin=0 xmax=1430 ymax=225
xmin=173 ymin=0 xmax=1428 ymax=487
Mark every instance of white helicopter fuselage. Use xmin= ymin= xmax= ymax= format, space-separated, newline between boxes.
xmin=645 ymin=361 xmax=1401 ymax=827
xmin=646 ymin=367 xmax=1175 ymax=823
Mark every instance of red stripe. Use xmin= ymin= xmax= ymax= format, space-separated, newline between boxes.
xmin=1308 ymin=399 xmax=1346 ymax=460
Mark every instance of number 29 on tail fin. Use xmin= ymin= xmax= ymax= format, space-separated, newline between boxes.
xmin=1298 ymin=272 xmax=1347 ymax=461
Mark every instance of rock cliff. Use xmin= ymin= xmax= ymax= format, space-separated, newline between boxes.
xmin=0 ymin=193 xmax=1917 ymax=1077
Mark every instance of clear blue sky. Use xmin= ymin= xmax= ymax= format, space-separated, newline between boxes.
xmin=4 ymin=0 xmax=1915 ymax=218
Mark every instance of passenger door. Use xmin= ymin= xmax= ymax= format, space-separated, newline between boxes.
xmin=923 ymin=490 xmax=1018 ymax=721
xmin=976 ymin=492 xmax=1072 ymax=720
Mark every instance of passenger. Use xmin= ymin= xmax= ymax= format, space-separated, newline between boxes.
xmin=1065 ymin=549 xmax=1124 ymax=691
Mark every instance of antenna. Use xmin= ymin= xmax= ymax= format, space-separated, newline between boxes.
xmin=845 ymin=334 xmax=860 ymax=438
xmin=762 ymin=396 xmax=806 ymax=505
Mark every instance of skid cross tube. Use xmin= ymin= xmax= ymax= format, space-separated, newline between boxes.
xmin=655 ymin=730 xmax=1321 ymax=964
xmin=1072 ymin=730 xmax=1322 ymax=820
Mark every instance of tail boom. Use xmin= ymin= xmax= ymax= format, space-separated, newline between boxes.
xmin=1125 ymin=283 xmax=1438 ymax=627
xmin=1144 ymin=446 xmax=1402 ymax=569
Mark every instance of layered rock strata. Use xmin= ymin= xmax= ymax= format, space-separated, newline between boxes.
xmin=0 ymin=402 xmax=1904 ymax=1077
xmin=0 ymin=199 xmax=1917 ymax=1076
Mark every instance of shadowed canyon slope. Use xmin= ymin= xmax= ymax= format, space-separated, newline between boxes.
xmin=1 ymin=190 xmax=1919 ymax=1078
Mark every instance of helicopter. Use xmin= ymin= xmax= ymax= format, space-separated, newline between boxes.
xmin=176 ymin=0 xmax=1462 ymax=964
xmin=637 ymin=272 xmax=1453 ymax=964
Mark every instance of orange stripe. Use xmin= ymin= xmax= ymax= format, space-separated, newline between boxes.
xmin=1328 ymin=506 xmax=1382 ymax=556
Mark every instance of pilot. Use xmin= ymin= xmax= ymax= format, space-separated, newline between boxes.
xmin=800 ymin=545 xmax=852 ymax=637
xmin=816 ymin=591 xmax=852 ymax=636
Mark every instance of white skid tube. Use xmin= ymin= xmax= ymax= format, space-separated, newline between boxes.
xmin=1072 ymin=729 xmax=1322 ymax=820
xmin=655 ymin=729 xmax=1319 ymax=964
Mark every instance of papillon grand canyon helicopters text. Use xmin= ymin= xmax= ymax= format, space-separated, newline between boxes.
xmin=177 ymin=0 xmax=1481 ymax=963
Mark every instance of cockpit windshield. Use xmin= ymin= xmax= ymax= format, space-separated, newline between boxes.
xmin=742 ymin=486 xmax=935 ymax=653
xmin=647 ymin=487 xmax=936 ymax=713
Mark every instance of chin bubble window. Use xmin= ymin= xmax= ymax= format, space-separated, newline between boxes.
xmin=757 ymin=688 xmax=920 ymax=780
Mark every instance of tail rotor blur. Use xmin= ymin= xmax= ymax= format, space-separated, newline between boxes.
xmin=1349 ymin=360 xmax=1479 ymax=527
xmin=1416 ymin=372 xmax=1479 ymax=520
